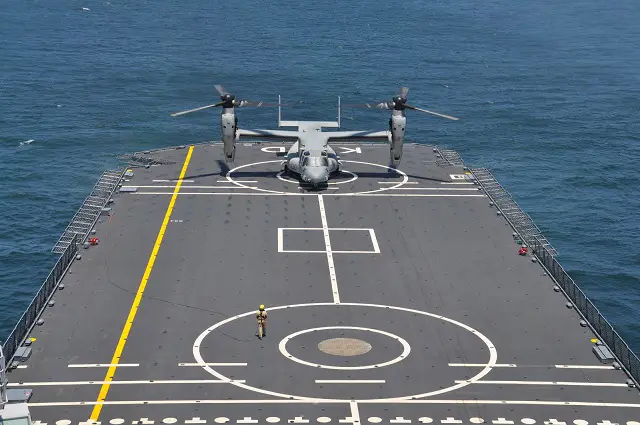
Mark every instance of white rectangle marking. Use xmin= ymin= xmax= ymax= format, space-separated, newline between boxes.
xmin=153 ymin=180 xmax=195 ymax=183
xmin=68 ymin=363 xmax=139 ymax=368
xmin=315 ymin=380 xmax=385 ymax=384
xmin=454 ymin=380 xmax=627 ymax=387
xmin=216 ymin=180 xmax=257 ymax=183
xmin=10 ymin=379 xmax=245 ymax=386
xmin=440 ymin=182 xmax=474 ymax=185
xmin=378 ymin=181 xmax=417 ymax=184
xmin=278 ymin=228 xmax=284 ymax=253
xmin=16 ymin=365 xmax=28 ymax=369
xmin=178 ymin=363 xmax=247 ymax=367
xmin=368 ymin=229 xmax=381 ymax=254
xmin=318 ymin=195 xmax=340 ymax=304
xmin=449 ymin=363 xmax=616 ymax=370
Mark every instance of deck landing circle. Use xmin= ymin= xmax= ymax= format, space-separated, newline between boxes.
xmin=280 ymin=326 xmax=410 ymax=369
xmin=225 ymin=160 xmax=408 ymax=194
xmin=193 ymin=302 xmax=498 ymax=401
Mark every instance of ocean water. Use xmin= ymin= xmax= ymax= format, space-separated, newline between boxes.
xmin=1 ymin=0 xmax=638 ymax=352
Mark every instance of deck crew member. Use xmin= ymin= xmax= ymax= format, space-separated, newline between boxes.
xmin=256 ymin=304 xmax=268 ymax=337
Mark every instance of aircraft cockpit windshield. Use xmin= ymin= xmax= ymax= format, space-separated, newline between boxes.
xmin=302 ymin=156 xmax=329 ymax=167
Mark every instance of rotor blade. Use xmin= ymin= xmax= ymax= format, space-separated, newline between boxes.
xmin=400 ymin=87 xmax=409 ymax=98
xmin=405 ymin=104 xmax=459 ymax=120
xmin=234 ymin=100 xmax=291 ymax=108
xmin=214 ymin=84 xmax=229 ymax=96
xmin=170 ymin=102 xmax=222 ymax=117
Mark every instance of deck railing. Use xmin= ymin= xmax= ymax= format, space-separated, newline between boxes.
xmin=52 ymin=168 xmax=125 ymax=253
xmin=531 ymin=239 xmax=640 ymax=387
xmin=471 ymin=166 xmax=640 ymax=387
xmin=1 ymin=234 xmax=79 ymax=363
xmin=1 ymin=345 xmax=7 ymax=406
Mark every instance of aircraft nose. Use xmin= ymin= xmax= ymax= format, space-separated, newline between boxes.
xmin=305 ymin=167 xmax=328 ymax=184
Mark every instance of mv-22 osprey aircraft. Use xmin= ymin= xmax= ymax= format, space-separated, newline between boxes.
xmin=171 ymin=85 xmax=458 ymax=187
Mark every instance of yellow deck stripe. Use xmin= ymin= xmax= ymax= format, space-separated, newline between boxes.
xmin=90 ymin=146 xmax=194 ymax=421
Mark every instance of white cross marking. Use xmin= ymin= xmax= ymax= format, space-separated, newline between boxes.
xmin=544 ymin=421 xmax=566 ymax=425
xmin=288 ymin=418 xmax=309 ymax=424
xmin=186 ymin=419 xmax=207 ymax=424
xmin=441 ymin=418 xmax=462 ymax=424
xmin=238 ymin=419 xmax=258 ymax=424
xmin=492 ymin=420 xmax=514 ymax=425
xmin=390 ymin=418 xmax=411 ymax=424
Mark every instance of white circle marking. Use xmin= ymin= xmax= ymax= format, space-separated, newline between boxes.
xmin=162 ymin=419 xmax=177 ymax=424
xmin=521 ymin=420 xmax=536 ymax=425
xmin=317 ymin=418 xmax=331 ymax=423
xmin=418 ymin=419 xmax=433 ymax=424
xmin=279 ymin=326 xmax=410 ymax=370
xmin=266 ymin=418 xmax=280 ymax=423
xmin=470 ymin=419 xmax=485 ymax=424
xmin=109 ymin=420 xmax=125 ymax=425
xmin=225 ymin=160 xmax=408 ymax=195
xmin=193 ymin=302 xmax=497 ymax=401
xmin=214 ymin=419 xmax=229 ymax=424
xmin=367 ymin=418 xmax=382 ymax=424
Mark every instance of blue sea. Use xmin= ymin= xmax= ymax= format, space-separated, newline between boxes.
xmin=1 ymin=0 xmax=638 ymax=352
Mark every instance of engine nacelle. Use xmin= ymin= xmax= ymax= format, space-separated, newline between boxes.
xmin=221 ymin=109 xmax=237 ymax=162
xmin=389 ymin=112 xmax=406 ymax=165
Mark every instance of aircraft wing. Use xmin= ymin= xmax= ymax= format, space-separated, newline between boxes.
xmin=325 ymin=130 xmax=391 ymax=142
xmin=237 ymin=129 xmax=300 ymax=142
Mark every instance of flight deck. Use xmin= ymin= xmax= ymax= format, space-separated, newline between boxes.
xmin=5 ymin=143 xmax=640 ymax=425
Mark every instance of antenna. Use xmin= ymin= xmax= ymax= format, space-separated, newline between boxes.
xmin=337 ymin=96 xmax=341 ymax=129
xmin=278 ymin=95 xmax=282 ymax=127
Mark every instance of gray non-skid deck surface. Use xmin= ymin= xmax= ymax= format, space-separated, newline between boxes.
xmin=8 ymin=143 xmax=640 ymax=425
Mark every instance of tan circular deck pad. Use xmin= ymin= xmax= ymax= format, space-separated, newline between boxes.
xmin=318 ymin=338 xmax=372 ymax=356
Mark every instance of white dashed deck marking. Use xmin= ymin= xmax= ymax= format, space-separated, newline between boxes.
xmin=315 ymin=380 xmax=385 ymax=384
xmin=455 ymin=380 xmax=627 ymax=387
xmin=178 ymin=363 xmax=247 ymax=367
xmin=67 ymin=364 xmax=139 ymax=368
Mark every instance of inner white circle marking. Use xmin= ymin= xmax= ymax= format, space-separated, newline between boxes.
xmin=225 ymin=160 xmax=408 ymax=195
xmin=279 ymin=326 xmax=410 ymax=370
xmin=193 ymin=302 xmax=497 ymax=401
xmin=277 ymin=170 xmax=358 ymax=185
